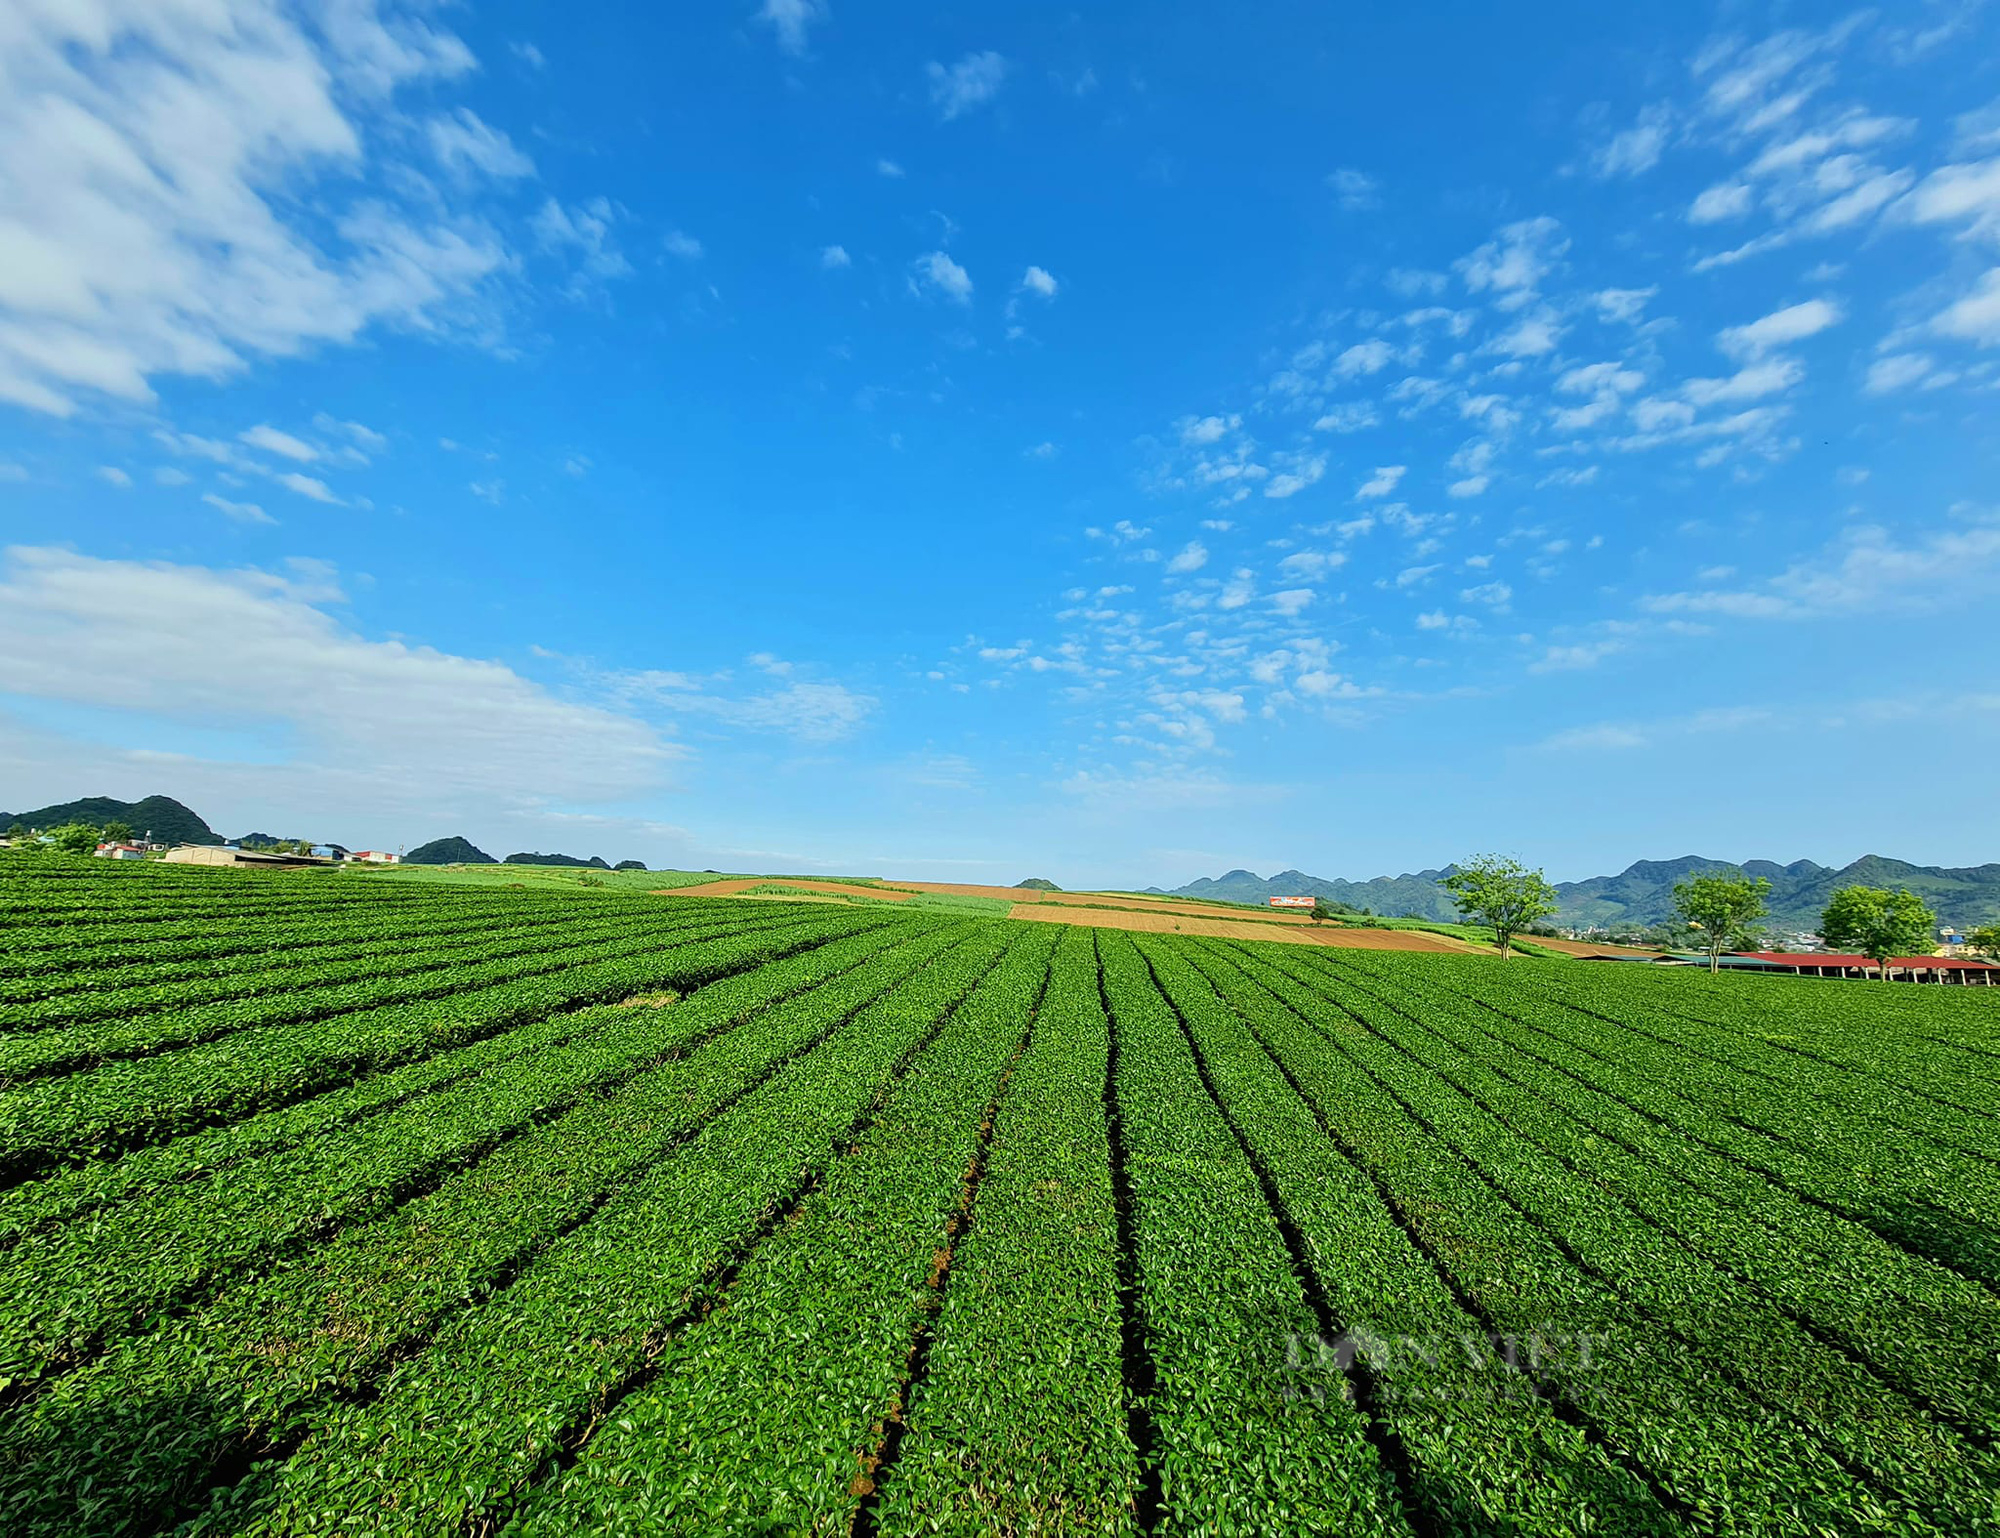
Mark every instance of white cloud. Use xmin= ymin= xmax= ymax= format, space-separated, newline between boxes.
xmin=1263 ymin=454 xmax=1326 ymax=499
xmin=1166 ymin=540 xmax=1208 ymax=574
xmin=1689 ymin=181 xmax=1754 ymax=223
xmin=1683 ymin=357 xmax=1804 ymax=405
xmin=96 ymin=466 xmax=132 ymax=487
xmin=0 ymin=0 xmax=506 ymax=417
xmin=755 ymin=0 xmax=826 ymax=57
xmin=1024 ymin=440 xmax=1058 ymax=459
xmin=1558 ymin=362 xmax=1645 ymax=396
xmin=1386 ymin=269 xmax=1448 ymax=298
xmin=532 ymin=197 xmax=633 ymax=297
xmin=818 ymin=245 xmax=853 ymax=272
xmin=1542 ymin=724 xmax=1648 ymax=751
xmin=663 ymin=230 xmax=704 ymax=260
xmin=1530 ymin=638 xmax=1624 ymax=673
xmin=1899 ymin=158 xmax=2000 ymax=231
xmin=876 ymin=158 xmax=905 ymax=178
xmin=1593 ymin=287 xmax=1657 ymax=324
xmin=1455 ymin=216 xmax=1567 ymax=306
xmin=468 ymin=478 xmax=504 ymax=505
xmin=1448 ymin=477 xmax=1489 ymax=498
xmin=426 ymin=108 xmax=534 ymax=181
xmin=277 ymin=471 xmax=341 ymax=504
xmin=1865 ymin=353 xmax=1933 ymax=393
xmin=1313 ymin=403 xmax=1378 ymax=433
xmin=1460 ymin=580 xmax=1513 ymax=607
xmin=154 ymin=467 xmax=191 ymax=486
xmin=202 ymin=492 xmax=272 ymax=524
xmin=511 ymin=42 xmax=546 ymax=69
xmin=1591 ymin=105 xmax=1671 ymax=178
xmin=313 ymin=414 xmax=385 ymax=453
xmin=1355 ymin=465 xmax=1406 ymax=499
xmin=0 ymin=547 xmax=677 ymax=813
xmin=1177 ymin=413 xmax=1238 ymax=445
xmin=1279 ymin=549 xmax=1347 ymax=579
xmin=1327 ymin=167 xmax=1379 ymax=210
xmin=1270 ymin=588 xmax=1315 ymax=616
xmin=927 ymin=51 xmax=1008 ymax=120
xmin=1642 ymin=514 xmax=2000 ymax=620
xmin=1718 ymin=298 xmax=1842 ymax=358
xmin=1932 ymin=268 xmax=2000 ymax=344
xmin=1332 ymin=340 xmax=1394 ymax=378
xmin=913 ymin=250 xmax=972 ymax=303
xmin=1020 ymin=265 xmax=1059 ymax=299
xmin=240 ymin=424 xmax=318 ymax=462
xmin=1491 ymin=313 xmax=1563 ymax=357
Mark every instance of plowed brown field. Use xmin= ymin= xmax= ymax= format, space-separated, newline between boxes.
xmin=656 ymin=878 xmax=912 ymax=901
xmin=893 ymin=881 xmax=1315 ymax=926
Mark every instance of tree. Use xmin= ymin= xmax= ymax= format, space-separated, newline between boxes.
xmin=1439 ymin=855 xmax=1559 ymax=960
xmin=99 ymin=820 xmax=135 ymax=844
xmin=1819 ymin=886 xmax=1938 ymax=981
xmin=1310 ymin=897 xmax=1333 ymax=927
xmin=1965 ymin=925 xmax=2000 ymax=962
xmin=46 ymin=822 xmax=103 ymax=856
xmin=1671 ymin=868 xmax=1771 ymax=973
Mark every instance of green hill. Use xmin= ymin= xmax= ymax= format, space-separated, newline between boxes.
xmin=405 ymin=836 xmax=496 ymax=866
xmin=0 ymin=795 xmax=218 ymax=845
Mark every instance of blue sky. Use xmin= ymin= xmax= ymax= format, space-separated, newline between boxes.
xmin=3 ymin=1 xmax=1997 ymax=885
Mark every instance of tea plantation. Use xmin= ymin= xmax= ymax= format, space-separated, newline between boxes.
xmin=1 ymin=862 xmax=1995 ymax=1535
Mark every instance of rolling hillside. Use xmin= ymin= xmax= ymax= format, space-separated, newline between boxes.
xmin=0 ymin=795 xmax=218 ymax=846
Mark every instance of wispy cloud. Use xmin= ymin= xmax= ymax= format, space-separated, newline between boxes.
xmin=1327 ymin=167 xmax=1380 ymax=210
xmin=755 ymin=0 xmax=826 ymax=57
xmin=0 ymin=0 xmax=506 ymax=417
xmin=927 ymin=51 xmax=1008 ymax=120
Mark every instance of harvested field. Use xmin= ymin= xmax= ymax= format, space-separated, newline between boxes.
xmin=899 ymin=880 xmax=1316 ymax=925
xmin=1005 ymin=903 xmax=1477 ymax=950
xmin=654 ymin=877 xmax=912 ymax=902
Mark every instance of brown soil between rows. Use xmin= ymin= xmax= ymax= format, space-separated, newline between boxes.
xmin=1005 ymin=904 xmax=1478 ymax=951
xmin=656 ymin=878 xmax=911 ymax=901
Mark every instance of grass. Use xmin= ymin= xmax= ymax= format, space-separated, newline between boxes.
xmin=353 ymin=864 xmax=734 ymax=894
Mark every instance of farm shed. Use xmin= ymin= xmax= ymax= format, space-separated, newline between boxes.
xmin=162 ymin=845 xmax=327 ymax=868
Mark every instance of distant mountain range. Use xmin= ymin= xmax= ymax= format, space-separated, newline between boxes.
xmin=1159 ymin=855 xmax=2000 ymax=931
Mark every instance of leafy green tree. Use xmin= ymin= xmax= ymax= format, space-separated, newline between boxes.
xmin=46 ymin=822 xmax=103 ymax=856
xmin=1439 ymin=855 xmax=1559 ymax=960
xmin=1672 ymin=868 xmax=1771 ymax=973
xmin=5 ymin=822 xmax=27 ymax=843
xmin=99 ymin=820 xmax=135 ymax=844
xmin=1966 ymin=925 xmax=2000 ymax=962
xmin=1819 ymin=886 xmax=1938 ymax=980
xmin=1310 ymin=897 xmax=1333 ymax=926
